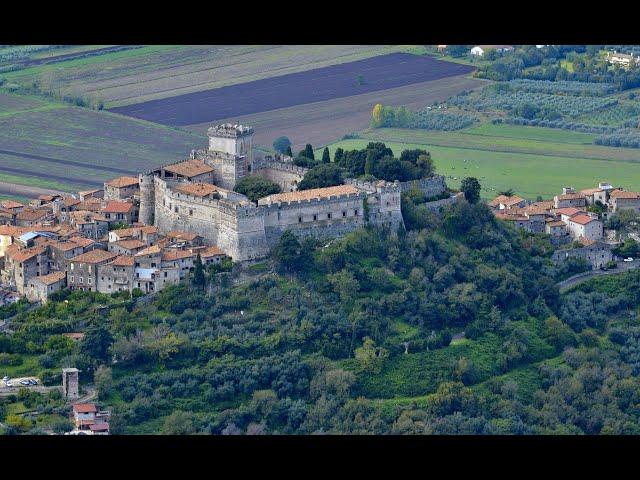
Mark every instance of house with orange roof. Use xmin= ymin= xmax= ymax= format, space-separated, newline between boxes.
xmin=609 ymin=189 xmax=640 ymax=213
xmin=554 ymin=192 xmax=586 ymax=209
xmin=566 ymin=214 xmax=603 ymax=241
xmin=97 ymin=255 xmax=135 ymax=295
xmin=15 ymin=208 xmax=51 ymax=227
xmin=108 ymin=238 xmax=146 ymax=256
xmin=68 ymin=249 xmax=119 ymax=292
xmin=489 ymin=194 xmax=527 ymax=211
xmin=28 ymin=270 xmax=67 ymax=303
xmin=101 ymin=200 xmax=137 ymax=225
xmin=552 ymin=238 xmax=613 ymax=270
xmin=104 ymin=176 xmax=139 ymax=201
xmin=78 ymin=188 xmax=104 ymax=202
xmin=2 ymin=244 xmax=51 ymax=296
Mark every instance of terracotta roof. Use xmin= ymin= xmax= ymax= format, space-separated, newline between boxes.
xmin=70 ymin=250 xmax=118 ymax=264
xmin=162 ymin=249 xmax=195 ymax=261
xmin=174 ymin=182 xmax=221 ymax=197
xmin=73 ymin=403 xmax=97 ymax=414
xmin=36 ymin=270 xmax=66 ymax=285
xmin=523 ymin=205 xmax=550 ymax=215
xmin=163 ymin=160 xmax=213 ymax=178
xmin=580 ymin=187 xmax=603 ymax=196
xmin=69 ymin=236 xmax=95 ymax=248
xmin=0 ymin=200 xmax=25 ymax=210
xmin=547 ymin=221 xmax=566 ymax=227
xmin=489 ymin=195 xmax=525 ymax=207
xmin=38 ymin=194 xmax=58 ymax=202
xmin=102 ymin=201 xmax=134 ymax=214
xmin=51 ymin=241 xmax=82 ymax=252
xmin=135 ymin=245 xmax=162 ymax=257
xmin=78 ymin=188 xmax=103 ymax=196
xmin=89 ymin=422 xmax=109 ymax=432
xmin=139 ymin=226 xmax=158 ymax=234
xmin=260 ymin=185 xmax=360 ymax=204
xmin=5 ymin=244 xmax=46 ymax=263
xmin=200 ymin=245 xmax=226 ymax=258
xmin=167 ymin=231 xmax=201 ymax=241
xmin=568 ymin=214 xmax=598 ymax=225
xmin=530 ymin=200 xmax=554 ymax=210
xmin=114 ymin=239 xmax=145 ymax=250
xmin=105 ymin=176 xmax=138 ymax=188
xmin=496 ymin=213 xmax=529 ymax=221
xmin=556 ymin=193 xmax=585 ymax=201
xmin=16 ymin=209 xmax=49 ymax=222
xmin=110 ymin=255 xmax=135 ymax=266
xmin=554 ymin=207 xmax=584 ymax=217
xmin=610 ymin=189 xmax=640 ymax=199
xmin=0 ymin=225 xmax=30 ymax=237
xmin=62 ymin=197 xmax=82 ymax=207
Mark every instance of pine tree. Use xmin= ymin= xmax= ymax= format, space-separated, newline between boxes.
xmin=322 ymin=147 xmax=330 ymax=164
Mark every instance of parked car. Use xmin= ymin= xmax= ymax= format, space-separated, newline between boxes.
xmin=20 ymin=380 xmax=30 ymax=386
xmin=29 ymin=379 xmax=37 ymax=385
xmin=2 ymin=376 xmax=9 ymax=382
xmin=6 ymin=381 xmax=13 ymax=387
xmin=624 ymin=257 xmax=634 ymax=262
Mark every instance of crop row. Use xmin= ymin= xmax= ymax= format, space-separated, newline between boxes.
xmin=507 ymin=79 xmax=616 ymax=96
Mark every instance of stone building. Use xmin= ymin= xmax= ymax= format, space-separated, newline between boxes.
xmin=104 ymin=176 xmax=139 ymax=201
xmin=68 ymin=250 xmax=119 ymax=292
xmin=552 ymin=239 xmax=614 ymax=269
xmin=27 ymin=270 xmax=66 ymax=303
xmin=97 ymin=255 xmax=135 ymax=295
xmin=609 ymin=189 xmax=640 ymax=213
xmin=62 ymin=368 xmax=79 ymax=400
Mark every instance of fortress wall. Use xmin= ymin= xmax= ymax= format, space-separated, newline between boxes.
xmin=261 ymin=193 xmax=367 ymax=247
xmin=153 ymin=178 xmax=268 ymax=261
xmin=399 ymin=175 xmax=447 ymax=197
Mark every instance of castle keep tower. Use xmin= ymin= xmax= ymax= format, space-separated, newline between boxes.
xmin=208 ymin=124 xmax=254 ymax=171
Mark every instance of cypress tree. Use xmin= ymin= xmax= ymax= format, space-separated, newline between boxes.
xmin=285 ymin=145 xmax=293 ymax=157
xmin=304 ymin=144 xmax=315 ymax=160
xmin=322 ymin=147 xmax=331 ymax=164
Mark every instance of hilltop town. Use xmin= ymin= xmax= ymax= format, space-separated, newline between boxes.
xmin=0 ymin=124 xmax=460 ymax=305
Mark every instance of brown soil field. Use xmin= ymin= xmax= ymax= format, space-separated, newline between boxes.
xmin=186 ymin=74 xmax=487 ymax=151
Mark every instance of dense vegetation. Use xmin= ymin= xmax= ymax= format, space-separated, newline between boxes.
xmin=234 ymin=176 xmax=281 ymax=203
xmin=5 ymin=194 xmax=640 ymax=435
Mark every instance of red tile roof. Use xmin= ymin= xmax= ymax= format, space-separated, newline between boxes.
xmin=110 ymin=255 xmax=135 ymax=267
xmin=162 ymin=249 xmax=195 ymax=261
xmin=103 ymin=201 xmax=134 ymax=214
xmin=105 ymin=176 xmax=138 ymax=188
xmin=0 ymin=200 xmax=25 ymax=210
xmin=73 ymin=403 xmax=97 ymax=414
xmin=70 ymin=250 xmax=118 ymax=264
xmin=163 ymin=160 xmax=213 ymax=178
xmin=200 ymin=245 xmax=226 ymax=258
xmin=610 ymin=189 xmax=640 ymax=199
xmin=37 ymin=270 xmax=66 ymax=285
xmin=568 ymin=214 xmax=598 ymax=225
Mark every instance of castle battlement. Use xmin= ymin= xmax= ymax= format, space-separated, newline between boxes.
xmin=207 ymin=123 xmax=254 ymax=139
xmin=253 ymin=159 xmax=309 ymax=176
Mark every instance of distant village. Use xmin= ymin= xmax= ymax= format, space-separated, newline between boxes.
xmin=489 ymin=182 xmax=640 ymax=269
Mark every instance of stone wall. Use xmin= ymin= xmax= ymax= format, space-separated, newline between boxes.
xmin=252 ymin=160 xmax=307 ymax=192
xmin=399 ymin=175 xmax=447 ymax=198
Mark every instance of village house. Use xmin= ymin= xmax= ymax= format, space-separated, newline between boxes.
xmin=166 ymin=230 xmax=204 ymax=247
xmin=1 ymin=200 xmax=25 ymax=215
xmin=68 ymin=249 xmax=119 ymax=292
xmin=49 ymin=240 xmax=86 ymax=271
xmin=608 ymin=189 xmax=640 ymax=213
xmin=15 ymin=207 xmax=52 ymax=227
xmin=71 ymin=403 xmax=110 ymax=434
xmin=161 ymin=249 xmax=195 ymax=279
xmin=565 ymin=214 xmax=603 ymax=241
xmin=489 ymin=195 xmax=527 ymax=211
xmin=606 ymin=51 xmax=640 ymax=68
xmin=545 ymin=220 xmax=567 ymax=237
xmin=101 ymin=200 xmax=137 ymax=225
xmin=108 ymin=238 xmax=147 ymax=256
xmin=196 ymin=245 xmax=227 ymax=266
xmin=69 ymin=211 xmax=110 ymax=240
xmin=554 ymin=190 xmax=586 ymax=209
xmin=108 ymin=225 xmax=159 ymax=246
xmin=2 ymin=243 xmax=51 ymax=296
xmin=97 ymin=255 xmax=135 ymax=295
xmin=104 ymin=176 xmax=140 ymax=201
xmin=27 ymin=270 xmax=66 ymax=303
xmin=552 ymin=238 xmax=614 ymax=270
xmin=78 ymin=188 xmax=104 ymax=202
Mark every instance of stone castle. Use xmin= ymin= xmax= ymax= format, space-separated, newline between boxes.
xmin=138 ymin=124 xmax=456 ymax=261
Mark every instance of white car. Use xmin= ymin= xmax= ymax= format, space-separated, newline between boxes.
xmin=20 ymin=380 xmax=30 ymax=386
xmin=6 ymin=382 xmax=13 ymax=387
xmin=2 ymin=376 xmax=9 ymax=382
xmin=624 ymin=257 xmax=634 ymax=262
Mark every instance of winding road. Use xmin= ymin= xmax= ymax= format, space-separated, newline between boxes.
xmin=557 ymin=260 xmax=640 ymax=292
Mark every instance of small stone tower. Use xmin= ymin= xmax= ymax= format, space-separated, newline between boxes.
xmin=138 ymin=172 xmax=156 ymax=226
xmin=62 ymin=367 xmax=79 ymax=400
xmin=207 ymin=124 xmax=254 ymax=169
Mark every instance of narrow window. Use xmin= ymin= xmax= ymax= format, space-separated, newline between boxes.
xmin=298 ymin=216 xmax=302 ymax=223
xmin=327 ymin=213 xmax=332 ymax=219
xmin=355 ymin=210 xmax=358 ymax=216
xmin=313 ymin=215 xmax=317 ymax=221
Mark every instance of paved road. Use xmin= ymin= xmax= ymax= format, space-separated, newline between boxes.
xmin=558 ymin=261 xmax=640 ymax=292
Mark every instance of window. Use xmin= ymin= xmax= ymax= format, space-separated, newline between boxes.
xmin=355 ymin=210 xmax=358 ymax=216
xmin=327 ymin=213 xmax=332 ymax=219
xmin=70 ymin=276 xmax=74 ymax=283
xmin=88 ymin=278 xmax=92 ymax=285
xmin=174 ymin=206 xmax=178 ymax=213
xmin=298 ymin=216 xmax=302 ymax=223
xmin=79 ymin=277 xmax=83 ymax=284
xmin=313 ymin=215 xmax=317 ymax=221
xmin=189 ymin=209 xmax=193 ymax=216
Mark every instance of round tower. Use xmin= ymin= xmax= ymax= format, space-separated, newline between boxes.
xmin=138 ymin=172 xmax=156 ymax=226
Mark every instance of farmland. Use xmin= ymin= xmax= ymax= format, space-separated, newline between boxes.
xmin=111 ymin=53 xmax=475 ymax=126
xmin=0 ymin=91 xmax=204 ymax=193
xmin=187 ymin=74 xmax=487 ymax=151
xmin=1 ymin=45 xmax=413 ymax=108
xmin=320 ymin=124 xmax=640 ymax=199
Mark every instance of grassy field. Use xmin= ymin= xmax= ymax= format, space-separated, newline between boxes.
xmin=322 ymin=123 xmax=640 ymax=199
xmin=0 ymin=91 xmax=205 ymax=192
xmin=2 ymin=45 xmax=413 ymax=108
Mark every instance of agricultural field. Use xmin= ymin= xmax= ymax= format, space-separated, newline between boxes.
xmin=187 ymin=74 xmax=487 ymax=151
xmin=0 ymin=91 xmax=204 ymax=193
xmin=1 ymin=45 xmax=413 ymax=108
xmin=112 ymin=53 xmax=475 ymax=126
xmin=321 ymin=123 xmax=640 ymax=199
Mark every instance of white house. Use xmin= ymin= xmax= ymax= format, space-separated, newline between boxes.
xmin=566 ymin=214 xmax=603 ymax=241
xmin=470 ymin=45 xmax=514 ymax=56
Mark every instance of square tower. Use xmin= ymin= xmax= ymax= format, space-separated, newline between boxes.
xmin=62 ymin=367 xmax=79 ymax=400
xmin=207 ymin=124 xmax=254 ymax=164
